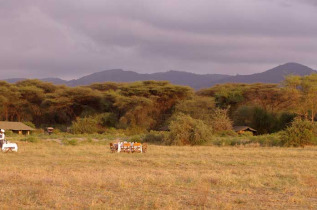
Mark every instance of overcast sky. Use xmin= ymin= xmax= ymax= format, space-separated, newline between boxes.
xmin=0 ymin=0 xmax=316 ymax=79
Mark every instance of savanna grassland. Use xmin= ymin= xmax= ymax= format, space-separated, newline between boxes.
xmin=1 ymin=138 xmax=316 ymax=209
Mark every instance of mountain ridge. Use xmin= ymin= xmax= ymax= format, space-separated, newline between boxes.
xmin=2 ymin=62 xmax=316 ymax=90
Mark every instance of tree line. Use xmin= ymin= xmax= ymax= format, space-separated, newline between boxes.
xmin=1 ymin=75 xmax=317 ymax=137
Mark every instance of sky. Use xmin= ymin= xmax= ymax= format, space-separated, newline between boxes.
xmin=0 ymin=0 xmax=317 ymax=79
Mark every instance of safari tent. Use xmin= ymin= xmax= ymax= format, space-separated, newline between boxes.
xmin=0 ymin=121 xmax=35 ymax=135
xmin=233 ymin=126 xmax=257 ymax=135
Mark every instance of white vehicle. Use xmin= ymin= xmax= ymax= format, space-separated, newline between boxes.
xmin=0 ymin=129 xmax=18 ymax=152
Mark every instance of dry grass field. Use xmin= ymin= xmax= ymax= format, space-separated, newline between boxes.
xmin=0 ymin=139 xmax=316 ymax=209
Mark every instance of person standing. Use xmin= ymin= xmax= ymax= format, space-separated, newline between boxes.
xmin=0 ymin=129 xmax=5 ymax=148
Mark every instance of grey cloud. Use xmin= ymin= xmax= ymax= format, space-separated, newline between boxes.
xmin=0 ymin=0 xmax=316 ymax=79
xmin=296 ymin=0 xmax=317 ymax=6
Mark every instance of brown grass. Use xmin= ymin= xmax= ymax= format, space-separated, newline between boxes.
xmin=0 ymin=140 xmax=316 ymax=209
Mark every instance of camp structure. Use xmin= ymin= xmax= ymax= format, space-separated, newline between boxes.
xmin=233 ymin=126 xmax=257 ymax=135
xmin=46 ymin=127 xmax=54 ymax=135
xmin=0 ymin=121 xmax=35 ymax=135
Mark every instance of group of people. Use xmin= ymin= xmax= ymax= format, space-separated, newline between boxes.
xmin=110 ymin=141 xmax=145 ymax=153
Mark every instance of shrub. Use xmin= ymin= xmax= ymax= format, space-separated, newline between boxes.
xmin=278 ymin=112 xmax=296 ymax=130
xmin=99 ymin=112 xmax=118 ymax=128
xmin=21 ymin=136 xmax=39 ymax=143
xmin=209 ymin=136 xmax=250 ymax=146
xmin=167 ymin=113 xmax=212 ymax=145
xmin=143 ymin=131 xmax=167 ymax=144
xmin=252 ymin=107 xmax=278 ymax=134
xmin=4 ymin=130 xmax=15 ymax=137
xmin=234 ymin=106 xmax=294 ymax=134
xmin=216 ymin=130 xmax=238 ymax=137
xmin=280 ymin=118 xmax=315 ymax=147
xmin=71 ymin=117 xmax=103 ymax=134
xmin=210 ymin=134 xmax=282 ymax=147
xmin=240 ymin=131 xmax=254 ymax=137
xmin=210 ymin=108 xmax=233 ymax=133
xmin=128 ymin=134 xmax=146 ymax=143
xmin=250 ymin=134 xmax=282 ymax=146
xmin=233 ymin=105 xmax=255 ymax=126
xmin=32 ymin=129 xmax=45 ymax=134
xmin=62 ymin=139 xmax=78 ymax=146
xmin=124 ymin=127 xmax=147 ymax=135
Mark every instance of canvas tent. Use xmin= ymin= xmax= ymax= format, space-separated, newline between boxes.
xmin=233 ymin=126 xmax=257 ymax=135
xmin=0 ymin=121 xmax=35 ymax=135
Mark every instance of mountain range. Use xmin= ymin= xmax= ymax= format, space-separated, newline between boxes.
xmin=3 ymin=63 xmax=316 ymax=90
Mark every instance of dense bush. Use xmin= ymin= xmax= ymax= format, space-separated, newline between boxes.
xmin=4 ymin=130 xmax=15 ymax=137
xmin=210 ymin=134 xmax=281 ymax=147
xmin=99 ymin=112 xmax=118 ymax=128
xmin=233 ymin=106 xmax=295 ymax=134
xmin=252 ymin=107 xmax=278 ymax=134
xmin=174 ymin=96 xmax=215 ymax=124
xmin=280 ymin=118 xmax=316 ymax=147
xmin=128 ymin=134 xmax=146 ymax=142
xmin=278 ymin=112 xmax=296 ymax=130
xmin=240 ymin=131 xmax=254 ymax=137
xmin=21 ymin=136 xmax=39 ymax=143
xmin=216 ymin=130 xmax=238 ymax=137
xmin=210 ymin=108 xmax=233 ymax=134
xmin=167 ymin=113 xmax=212 ymax=145
xmin=71 ymin=117 xmax=103 ymax=134
xmin=233 ymin=105 xmax=254 ymax=126
xmin=249 ymin=134 xmax=282 ymax=146
xmin=143 ymin=131 xmax=168 ymax=144
xmin=210 ymin=137 xmax=250 ymax=146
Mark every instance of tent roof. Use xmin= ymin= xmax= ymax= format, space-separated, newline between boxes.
xmin=0 ymin=121 xmax=35 ymax=131
xmin=233 ymin=126 xmax=257 ymax=132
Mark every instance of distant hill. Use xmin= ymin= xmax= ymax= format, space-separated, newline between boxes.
xmin=218 ymin=63 xmax=316 ymax=84
xmin=4 ymin=78 xmax=26 ymax=83
xmin=41 ymin=78 xmax=68 ymax=85
xmin=149 ymin=71 xmax=228 ymax=90
xmin=2 ymin=62 xmax=316 ymax=90
xmin=67 ymin=69 xmax=147 ymax=86
xmin=67 ymin=69 xmax=229 ymax=90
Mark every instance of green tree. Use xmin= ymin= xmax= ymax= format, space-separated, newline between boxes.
xmin=174 ymin=96 xmax=215 ymax=124
xmin=281 ymin=118 xmax=316 ymax=147
xmin=198 ymin=83 xmax=245 ymax=111
xmin=167 ymin=113 xmax=212 ymax=145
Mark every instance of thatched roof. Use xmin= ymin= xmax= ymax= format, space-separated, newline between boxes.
xmin=0 ymin=121 xmax=35 ymax=131
xmin=233 ymin=126 xmax=257 ymax=132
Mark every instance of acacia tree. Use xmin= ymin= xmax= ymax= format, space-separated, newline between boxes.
xmin=112 ymin=81 xmax=193 ymax=130
xmin=222 ymin=83 xmax=295 ymax=114
xmin=174 ymin=96 xmax=215 ymax=124
xmin=301 ymin=75 xmax=317 ymax=122
xmin=283 ymin=74 xmax=317 ymax=122
xmin=0 ymin=83 xmax=21 ymax=121
xmin=198 ymin=83 xmax=245 ymax=111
